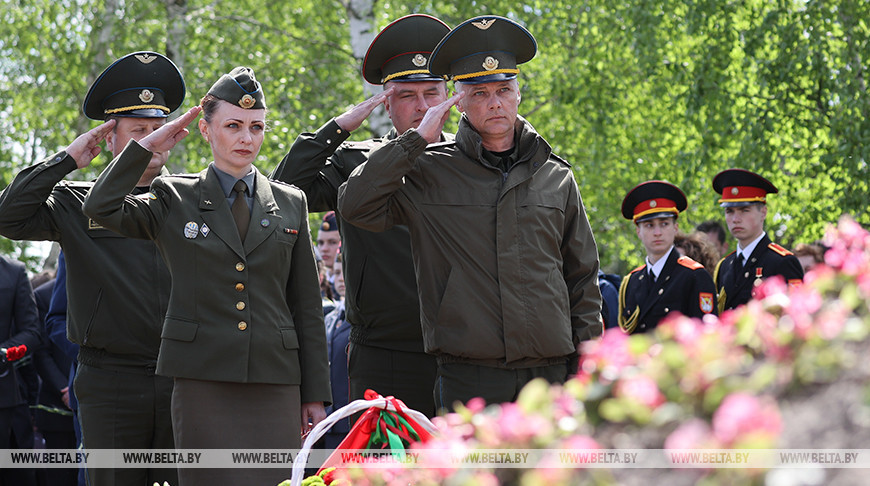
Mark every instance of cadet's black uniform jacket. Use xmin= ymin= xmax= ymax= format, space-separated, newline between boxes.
xmin=270 ymin=120 xmax=450 ymax=352
xmin=714 ymin=234 xmax=804 ymax=312
xmin=0 ymin=152 xmax=170 ymax=365
xmin=618 ymin=250 xmax=717 ymax=334
xmin=83 ymin=141 xmax=330 ymax=402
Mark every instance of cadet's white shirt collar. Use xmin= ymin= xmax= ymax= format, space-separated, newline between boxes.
xmin=646 ymin=246 xmax=674 ymax=280
xmin=737 ymin=232 xmax=766 ymax=263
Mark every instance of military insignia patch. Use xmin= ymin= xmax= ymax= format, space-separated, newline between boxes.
xmin=699 ymin=292 xmax=714 ymax=314
xmin=472 ymin=18 xmax=496 ymax=30
xmin=239 ymin=94 xmax=256 ymax=109
xmin=136 ymin=192 xmax=157 ymax=200
xmin=731 ymin=187 xmax=739 ymax=195
xmin=183 ymin=221 xmax=198 ymax=239
xmin=482 ymin=56 xmax=499 ymax=71
xmin=412 ymin=54 xmax=427 ymax=67
xmin=200 ymin=224 xmax=210 ymax=237
xmin=87 ymin=219 xmax=104 ymax=230
xmin=134 ymin=53 xmax=156 ymax=64
xmin=649 ymin=200 xmax=657 ymax=207
xmin=139 ymin=89 xmax=155 ymax=103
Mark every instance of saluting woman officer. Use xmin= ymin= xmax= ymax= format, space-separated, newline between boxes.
xmin=83 ymin=67 xmax=331 ymax=486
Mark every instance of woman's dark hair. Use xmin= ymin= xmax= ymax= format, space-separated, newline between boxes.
xmin=199 ymin=94 xmax=221 ymax=123
xmin=675 ymin=232 xmax=720 ymax=275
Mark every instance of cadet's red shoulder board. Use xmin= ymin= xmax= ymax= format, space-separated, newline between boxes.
xmin=630 ymin=264 xmax=647 ymax=274
xmin=768 ymin=243 xmax=794 ymax=256
xmin=677 ymin=256 xmax=704 ymax=270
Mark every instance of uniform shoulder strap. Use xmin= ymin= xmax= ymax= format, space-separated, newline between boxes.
xmin=768 ymin=242 xmax=794 ymax=256
xmin=677 ymin=256 xmax=704 ymax=270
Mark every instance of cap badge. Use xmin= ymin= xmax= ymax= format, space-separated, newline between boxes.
xmin=412 ymin=54 xmax=427 ymax=67
xmin=731 ymin=187 xmax=739 ymax=195
xmin=134 ymin=53 xmax=156 ymax=64
xmin=649 ymin=200 xmax=657 ymax=208
xmin=239 ymin=94 xmax=256 ymax=109
xmin=482 ymin=56 xmax=499 ymax=71
xmin=139 ymin=89 xmax=155 ymax=103
xmin=472 ymin=19 xmax=496 ymax=30
xmin=322 ymin=222 xmax=331 ymax=231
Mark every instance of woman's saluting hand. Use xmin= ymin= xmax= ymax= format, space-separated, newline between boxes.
xmin=139 ymin=105 xmax=202 ymax=154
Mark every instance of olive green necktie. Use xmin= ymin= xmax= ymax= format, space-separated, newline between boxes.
xmin=231 ymin=180 xmax=250 ymax=242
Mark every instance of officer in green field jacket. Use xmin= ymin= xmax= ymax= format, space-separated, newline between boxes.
xmin=0 ymin=52 xmax=181 ymax=486
xmin=270 ymin=14 xmax=452 ymax=417
xmin=339 ymin=16 xmax=603 ymax=411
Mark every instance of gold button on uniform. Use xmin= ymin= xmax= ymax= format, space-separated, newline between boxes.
xmin=236 ymin=301 xmax=246 ymax=311
xmin=238 ymin=321 xmax=247 ymax=331
xmin=235 ymin=283 xmax=245 ymax=292
xmin=236 ymin=262 xmax=245 ymax=271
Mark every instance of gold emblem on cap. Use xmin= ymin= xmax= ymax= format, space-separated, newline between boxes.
xmin=649 ymin=200 xmax=657 ymax=208
xmin=731 ymin=187 xmax=739 ymax=195
xmin=412 ymin=54 xmax=427 ymax=67
xmin=134 ymin=54 xmax=156 ymax=64
xmin=322 ymin=222 xmax=331 ymax=231
xmin=482 ymin=56 xmax=499 ymax=71
xmin=139 ymin=89 xmax=155 ymax=103
xmin=239 ymin=94 xmax=256 ymax=109
xmin=472 ymin=19 xmax=496 ymax=30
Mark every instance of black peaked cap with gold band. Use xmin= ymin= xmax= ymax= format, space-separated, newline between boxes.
xmin=83 ymin=51 xmax=185 ymax=120
xmin=207 ymin=66 xmax=266 ymax=110
xmin=621 ymin=180 xmax=687 ymax=223
xmin=428 ymin=15 xmax=537 ymax=84
xmin=362 ymin=14 xmax=450 ymax=85
xmin=712 ymin=169 xmax=778 ymax=208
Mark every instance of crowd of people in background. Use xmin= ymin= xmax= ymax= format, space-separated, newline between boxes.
xmin=0 ymin=12 xmax=834 ymax=486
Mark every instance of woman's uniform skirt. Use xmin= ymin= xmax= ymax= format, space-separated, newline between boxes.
xmin=172 ymin=378 xmax=301 ymax=486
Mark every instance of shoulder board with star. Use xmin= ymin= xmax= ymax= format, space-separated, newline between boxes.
xmin=630 ymin=264 xmax=647 ymax=274
xmin=768 ymin=242 xmax=794 ymax=256
xmin=677 ymin=256 xmax=705 ymax=270
xmin=550 ymin=153 xmax=571 ymax=168
xmin=340 ymin=140 xmax=381 ymax=151
xmin=270 ymin=178 xmax=299 ymax=189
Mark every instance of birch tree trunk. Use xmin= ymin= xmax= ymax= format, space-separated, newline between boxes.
xmin=164 ymin=0 xmax=189 ymax=169
xmin=344 ymin=0 xmax=391 ymax=137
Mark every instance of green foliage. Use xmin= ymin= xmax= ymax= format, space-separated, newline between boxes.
xmin=2 ymin=0 xmax=868 ymax=275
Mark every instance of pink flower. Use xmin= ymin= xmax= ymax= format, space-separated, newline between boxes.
xmin=561 ymin=434 xmax=601 ymax=450
xmin=579 ymin=330 xmax=635 ymax=382
xmin=664 ymin=419 xmax=716 ymax=450
xmin=712 ymin=393 xmax=781 ymax=446
xmin=614 ymin=375 xmax=666 ymax=409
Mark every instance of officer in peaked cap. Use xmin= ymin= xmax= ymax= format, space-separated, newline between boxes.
xmin=339 ymin=15 xmax=602 ymax=412
xmin=618 ymin=181 xmax=717 ymax=334
xmin=83 ymin=51 xmax=185 ymax=119
xmin=270 ymin=14 xmax=452 ymax=418
xmin=428 ymin=15 xmax=537 ymax=84
xmin=712 ymin=169 xmax=804 ymax=312
xmin=0 ymin=52 xmax=184 ymax=486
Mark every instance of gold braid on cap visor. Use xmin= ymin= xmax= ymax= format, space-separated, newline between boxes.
xmin=453 ymin=68 xmax=519 ymax=81
xmin=382 ymin=69 xmax=446 ymax=83
xmin=104 ymin=104 xmax=169 ymax=114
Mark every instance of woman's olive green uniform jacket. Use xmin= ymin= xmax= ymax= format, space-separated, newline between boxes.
xmin=83 ymin=141 xmax=330 ymax=404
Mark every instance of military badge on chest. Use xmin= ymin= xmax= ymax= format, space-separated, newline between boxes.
xmin=753 ymin=267 xmax=764 ymax=287
xmin=184 ymin=221 xmax=198 ymax=239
